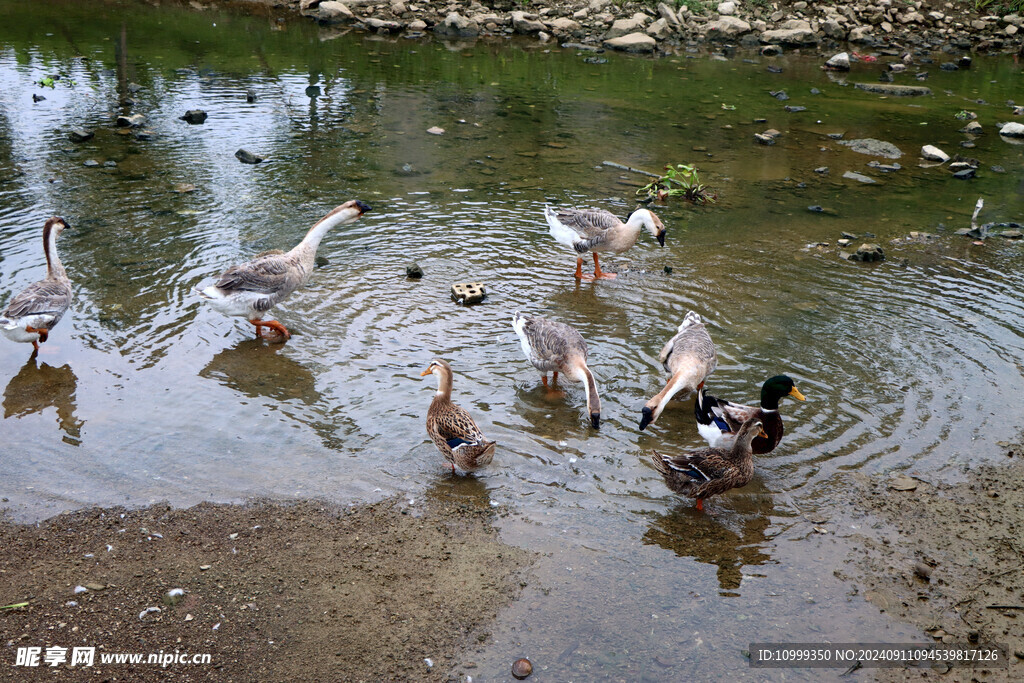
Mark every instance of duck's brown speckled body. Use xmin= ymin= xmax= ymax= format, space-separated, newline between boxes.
xmin=421 ymin=359 xmax=495 ymax=473
xmin=650 ymin=418 xmax=765 ymax=511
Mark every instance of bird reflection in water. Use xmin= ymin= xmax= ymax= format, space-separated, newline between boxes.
xmin=421 ymin=470 xmax=493 ymax=513
xmin=643 ymin=492 xmax=774 ymax=596
xmin=199 ymin=339 xmax=353 ymax=450
xmin=3 ymin=356 xmax=83 ymax=445
xmin=200 ymin=339 xmax=319 ymax=404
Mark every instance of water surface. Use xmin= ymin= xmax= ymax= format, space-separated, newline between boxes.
xmin=2 ymin=1 xmax=1024 ymax=679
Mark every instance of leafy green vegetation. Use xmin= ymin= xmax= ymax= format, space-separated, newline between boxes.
xmin=637 ymin=163 xmax=716 ymax=204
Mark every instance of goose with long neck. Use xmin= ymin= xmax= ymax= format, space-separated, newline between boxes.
xmin=512 ymin=312 xmax=602 ymax=429
xmin=545 ymin=205 xmax=666 ymax=280
xmin=196 ymin=199 xmax=370 ymax=340
xmin=639 ymin=311 xmax=717 ymax=431
xmin=1 ymin=216 xmax=73 ymax=352
xmin=420 ymin=359 xmax=496 ymax=473
xmin=695 ymin=375 xmax=805 ymax=454
xmin=650 ymin=418 xmax=767 ymax=512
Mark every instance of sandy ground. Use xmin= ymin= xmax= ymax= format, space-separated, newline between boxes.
xmin=839 ymin=443 xmax=1024 ymax=682
xmin=0 ymin=497 xmax=533 ymax=681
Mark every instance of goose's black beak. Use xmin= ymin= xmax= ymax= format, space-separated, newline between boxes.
xmin=656 ymin=230 xmax=666 ymax=247
xmin=590 ymin=412 xmax=601 ymax=429
xmin=355 ymin=200 xmax=372 ymax=214
xmin=639 ymin=406 xmax=654 ymax=431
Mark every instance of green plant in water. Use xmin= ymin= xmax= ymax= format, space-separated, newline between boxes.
xmin=1 ymin=602 xmax=29 ymax=610
xmin=637 ymin=163 xmax=716 ymax=204
xmin=36 ymin=76 xmax=55 ymax=88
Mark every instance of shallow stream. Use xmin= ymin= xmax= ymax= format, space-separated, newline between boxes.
xmin=2 ymin=1 xmax=1023 ymax=679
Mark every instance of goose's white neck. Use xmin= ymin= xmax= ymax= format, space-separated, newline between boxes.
xmin=649 ymin=366 xmax=700 ymax=422
xmin=626 ymin=209 xmax=659 ymax=237
xmin=293 ymin=207 xmax=359 ymax=256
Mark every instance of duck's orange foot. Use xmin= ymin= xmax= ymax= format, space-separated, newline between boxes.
xmin=250 ymin=320 xmax=291 ymax=342
xmin=695 ymin=499 xmax=705 ymax=512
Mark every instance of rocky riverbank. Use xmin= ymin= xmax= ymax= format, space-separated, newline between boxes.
xmin=198 ymin=0 xmax=1024 ymax=55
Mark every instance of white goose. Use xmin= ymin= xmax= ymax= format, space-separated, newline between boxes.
xmin=545 ymin=205 xmax=666 ymax=280
xmin=196 ymin=199 xmax=371 ymax=340
xmin=512 ymin=311 xmax=601 ymax=429
xmin=639 ymin=311 xmax=717 ymax=431
xmin=1 ymin=217 xmax=73 ymax=353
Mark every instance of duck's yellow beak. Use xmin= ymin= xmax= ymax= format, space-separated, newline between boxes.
xmin=790 ymin=386 xmax=806 ymax=401
xmin=758 ymin=427 xmax=769 ymax=439
xmin=419 ymin=367 xmax=433 ymax=377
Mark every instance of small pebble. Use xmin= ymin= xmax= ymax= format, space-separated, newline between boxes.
xmin=512 ymin=657 xmax=533 ymax=679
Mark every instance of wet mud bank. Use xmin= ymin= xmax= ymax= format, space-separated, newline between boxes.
xmin=838 ymin=444 xmax=1024 ymax=681
xmin=0 ymin=497 xmax=534 ymax=680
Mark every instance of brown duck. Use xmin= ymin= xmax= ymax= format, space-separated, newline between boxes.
xmin=420 ymin=359 xmax=496 ymax=473
xmin=694 ymin=375 xmax=805 ymax=454
xmin=650 ymin=418 xmax=766 ymax=511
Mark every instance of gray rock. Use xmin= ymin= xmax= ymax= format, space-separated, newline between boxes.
xmin=999 ymin=122 xmax=1024 ymax=137
xmin=842 ymin=171 xmax=876 ymax=183
xmin=365 ymin=17 xmax=403 ymax=31
xmin=116 ymin=113 xmax=146 ymax=128
xmin=68 ymin=128 xmax=94 ymax=143
xmin=814 ymin=166 xmax=829 ymax=174
xmin=318 ymin=1 xmax=355 ymax=24
xmin=825 ymin=52 xmax=851 ymax=71
xmin=706 ymin=16 xmax=751 ymax=38
xmin=952 ymin=168 xmax=976 ymax=179
xmin=235 ymin=149 xmax=263 ymax=164
xmin=180 ymin=109 xmax=207 ymax=125
xmin=853 ymin=83 xmax=932 ymax=97
xmin=406 ymin=262 xmax=424 ymax=278
xmin=761 ymin=27 xmax=819 ymax=45
xmin=647 ymin=18 xmax=673 ymax=40
xmin=603 ymin=32 xmax=657 ymax=52
xmin=848 ymin=26 xmax=875 ymax=43
xmin=103 ymin=160 xmax=117 ymax=168
xmin=606 ymin=16 xmax=649 ymax=40
xmin=658 ymin=2 xmax=681 ymax=26
xmin=961 ymin=121 xmax=983 ymax=134
xmin=435 ymin=12 xmax=479 ymax=36
xmin=548 ymin=18 xmax=583 ymax=37
xmin=82 ymin=159 xmax=100 ymax=168
xmin=246 ymin=90 xmax=257 ymax=103
xmin=821 ymin=19 xmax=846 ymax=40
xmin=717 ymin=1 xmax=737 ymax=16
xmin=839 ymin=138 xmax=903 ymax=159
xmin=921 ymin=145 xmax=949 ymax=162
xmin=511 ymin=11 xmax=546 ymax=34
